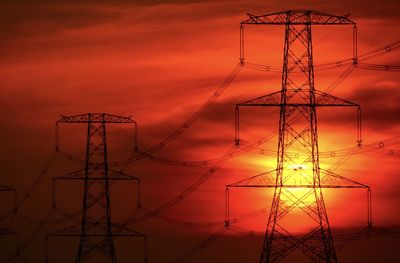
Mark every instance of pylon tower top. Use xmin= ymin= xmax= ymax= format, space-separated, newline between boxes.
xmin=242 ymin=10 xmax=355 ymax=25
xmin=58 ymin=113 xmax=135 ymax=124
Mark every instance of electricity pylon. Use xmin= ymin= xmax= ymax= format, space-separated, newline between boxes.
xmin=0 ymin=184 xmax=17 ymax=213
xmin=1 ymin=184 xmax=19 ymax=257
xmin=46 ymin=113 xmax=147 ymax=263
xmin=226 ymin=10 xmax=372 ymax=262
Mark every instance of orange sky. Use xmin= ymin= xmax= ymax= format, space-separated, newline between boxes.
xmin=0 ymin=0 xmax=400 ymax=262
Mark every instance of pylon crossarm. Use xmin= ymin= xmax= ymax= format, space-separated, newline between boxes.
xmin=45 ymin=224 xmax=146 ymax=263
xmin=319 ymin=169 xmax=369 ymax=188
xmin=58 ymin=113 xmax=135 ymax=124
xmin=47 ymin=223 xmax=145 ymax=237
xmin=111 ymin=224 xmax=146 ymax=237
xmin=236 ymin=91 xmax=359 ymax=107
xmin=226 ymin=170 xmax=277 ymax=188
xmin=237 ymin=91 xmax=282 ymax=106
xmin=53 ymin=169 xmax=138 ymax=181
xmin=0 ymin=227 xmax=16 ymax=235
xmin=53 ymin=169 xmax=85 ymax=180
xmin=47 ymin=224 xmax=81 ymax=236
xmin=242 ymin=10 xmax=355 ymax=25
xmin=225 ymin=170 xmax=368 ymax=189
xmin=52 ymin=169 xmax=101 ymax=180
xmin=315 ymin=90 xmax=359 ymax=106
xmin=0 ymin=184 xmax=15 ymax=191
xmin=109 ymin=169 xmax=140 ymax=181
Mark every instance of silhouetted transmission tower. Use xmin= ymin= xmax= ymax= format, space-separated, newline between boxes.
xmin=0 ymin=184 xmax=18 ymax=257
xmin=0 ymin=184 xmax=17 ymax=214
xmin=46 ymin=113 xmax=147 ymax=263
xmin=226 ymin=10 xmax=372 ymax=262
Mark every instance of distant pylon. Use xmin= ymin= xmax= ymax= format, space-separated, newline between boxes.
xmin=46 ymin=113 xmax=147 ymax=263
xmin=226 ymin=10 xmax=372 ymax=262
xmin=0 ymin=184 xmax=19 ymax=257
xmin=0 ymin=184 xmax=17 ymax=213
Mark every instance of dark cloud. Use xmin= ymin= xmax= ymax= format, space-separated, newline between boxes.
xmin=0 ymin=5 xmax=121 ymax=40
xmin=353 ymin=86 xmax=400 ymax=128
xmin=0 ymin=0 xmax=226 ymax=4
xmin=1 ymin=0 xmax=399 ymax=40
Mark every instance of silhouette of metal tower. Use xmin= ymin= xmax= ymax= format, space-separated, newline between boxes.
xmin=46 ymin=113 xmax=147 ymax=263
xmin=0 ymin=184 xmax=19 ymax=257
xmin=0 ymin=184 xmax=17 ymax=213
xmin=226 ymin=11 xmax=372 ymax=262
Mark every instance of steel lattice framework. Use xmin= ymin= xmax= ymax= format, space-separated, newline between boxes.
xmin=46 ymin=113 xmax=146 ymax=263
xmin=0 ymin=184 xmax=18 ymax=257
xmin=0 ymin=184 xmax=17 ymax=212
xmin=226 ymin=10 xmax=372 ymax=262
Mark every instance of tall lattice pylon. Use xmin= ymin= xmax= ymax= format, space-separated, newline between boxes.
xmin=226 ymin=11 xmax=372 ymax=262
xmin=0 ymin=184 xmax=19 ymax=258
xmin=46 ymin=113 xmax=146 ymax=263
xmin=0 ymin=184 xmax=17 ymax=215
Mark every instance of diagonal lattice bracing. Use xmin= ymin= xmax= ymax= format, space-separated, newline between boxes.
xmin=229 ymin=10 xmax=370 ymax=262
xmin=0 ymin=184 xmax=18 ymax=258
xmin=47 ymin=113 xmax=146 ymax=263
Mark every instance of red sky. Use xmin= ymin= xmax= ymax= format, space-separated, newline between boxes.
xmin=0 ymin=0 xmax=400 ymax=262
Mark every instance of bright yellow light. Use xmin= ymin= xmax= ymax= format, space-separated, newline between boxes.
xmin=282 ymin=163 xmax=313 ymax=186
xmin=279 ymin=164 xmax=318 ymax=208
xmin=280 ymin=188 xmax=317 ymax=208
xmin=287 ymin=164 xmax=308 ymax=171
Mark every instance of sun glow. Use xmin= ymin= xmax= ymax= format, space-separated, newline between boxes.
xmin=278 ymin=164 xmax=319 ymax=209
xmin=287 ymin=164 xmax=308 ymax=171
xmin=282 ymin=163 xmax=313 ymax=185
